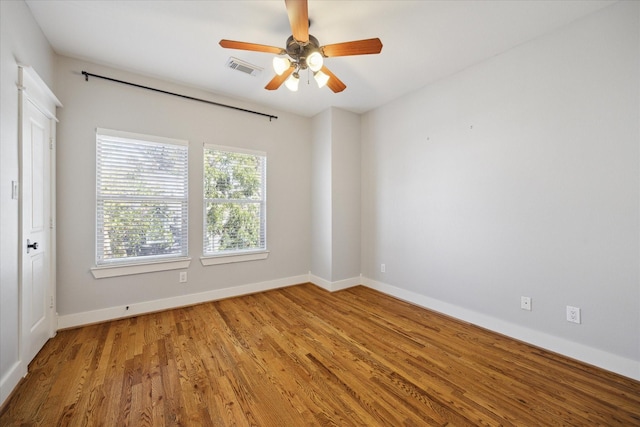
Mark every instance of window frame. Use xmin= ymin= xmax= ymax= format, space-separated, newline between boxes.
xmin=201 ymin=144 xmax=268 ymax=265
xmin=91 ymin=128 xmax=191 ymax=278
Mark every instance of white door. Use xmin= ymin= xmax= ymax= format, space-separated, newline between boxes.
xmin=21 ymin=98 xmax=52 ymax=363
xmin=19 ymin=65 xmax=61 ymax=366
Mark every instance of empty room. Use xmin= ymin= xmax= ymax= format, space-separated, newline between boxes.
xmin=1 ymin=0 xmax=638 ymax=425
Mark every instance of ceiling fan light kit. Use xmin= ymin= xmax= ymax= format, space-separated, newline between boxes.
xmin=306 ymin=51 xmax=324 ymax=72
xmin=285 ymin=72 xmax=300 ymax=91
xmin=219 ymin=0 xmax=382 ymax=93
xmin=313 ymin=70 xmax=329 ymax=88
xmin=273 ymin=56 xmax=292 ymax=75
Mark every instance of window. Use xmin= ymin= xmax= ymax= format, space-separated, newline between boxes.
xmin=96 ymin=129 xmax=188 ymax=266
xmin=203 ymin=145 xmax=266 ymax=257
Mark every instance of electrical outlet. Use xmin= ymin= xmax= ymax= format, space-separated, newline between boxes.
xmin=381 ymin=264 xmax=386 ymax=273
xmin=179 ymin=271 xmax=187 ymax=283
xmin=566 ymin=306 xmax=581 ymax=324
xmin=520 ymin=296 xmax=531 ymax=311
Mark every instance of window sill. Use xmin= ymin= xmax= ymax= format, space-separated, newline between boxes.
xmin=200 ymin=251 xmax=269 ymax=266
xmin=91 ymin=257 xmax=192 ymax=279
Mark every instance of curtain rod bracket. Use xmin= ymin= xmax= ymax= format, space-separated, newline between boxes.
xmin=80 ymin=70 xmax=277 ymax=121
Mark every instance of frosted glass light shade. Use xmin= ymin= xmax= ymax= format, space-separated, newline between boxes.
xmin=307 ymin=51 xmax=323 ymax=72
xmin=285 ymin=73 xmax=299 ymax=91
xmin=273 ymin=56 xmax=291 ymax=75
xmin=314 ymin=70 xmax=329 ymax=88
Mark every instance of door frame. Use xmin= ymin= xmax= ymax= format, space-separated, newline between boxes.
xmin=17 ymin=65 xmax=62 ymax=371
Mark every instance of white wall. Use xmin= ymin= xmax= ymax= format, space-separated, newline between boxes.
xmin=361 ymin=1 xmax=639 ymax=379
xmin=310 ymin=108 xmax=361 ymax=288
xmin=311 ymin=109 xmax=332 ymax=280
xmin=331 ymin=109 xmax=361 ymax=282
xmin=54 ymin=56 xmax=311 ymax=325
xmin=0 ymin=0 xmax=57 ymax=405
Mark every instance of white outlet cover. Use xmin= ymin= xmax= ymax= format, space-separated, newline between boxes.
xmin=566 ymin=306 xmax=581 ymax=324
xmin=520 ymin=296 xmax=531 ymax=311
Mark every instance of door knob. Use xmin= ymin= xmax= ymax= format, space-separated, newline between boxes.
xmin=27 ymin=239 xmax=38 ymax=253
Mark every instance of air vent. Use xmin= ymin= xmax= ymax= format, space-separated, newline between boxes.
xmin=226 ymin=57 xmax=263 ymax=77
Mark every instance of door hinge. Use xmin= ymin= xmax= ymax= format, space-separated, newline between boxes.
xmin=50 ymin=217 xmax=54 ymax=229
xmin=50 ymin=296 xmax=54 ymax=308
xmin=49 ymin=137 xmax=55 ymax=150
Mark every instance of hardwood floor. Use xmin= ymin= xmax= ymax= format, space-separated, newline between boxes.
xmin=1 ymin=283 xmax=639 ymax=426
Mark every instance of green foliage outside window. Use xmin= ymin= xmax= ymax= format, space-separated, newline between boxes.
xmin=204 ymin=149 xmax=265 ymax=254
xmin=97 ymin=132 xmax=188 ymax=264
xmin=102 ymin=201 xmax=182 ymax=258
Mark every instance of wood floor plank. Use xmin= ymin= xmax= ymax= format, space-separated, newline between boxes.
xmin=2 ymin=283 xmax=639 ymax=426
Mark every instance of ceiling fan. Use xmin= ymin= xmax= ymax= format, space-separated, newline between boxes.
xmin=219 ymin=0 xmax=383 ymax=93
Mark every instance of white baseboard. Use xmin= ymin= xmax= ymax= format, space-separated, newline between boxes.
xmin=361 ymin=276 xmax=640 ymax=381
xmin=0 ymin=360 xmax=26 ymax=408
xmin=309 ymin=273 xmax=361 ymax=292
xmin=57 ymin=274 xmax=310 ymax=330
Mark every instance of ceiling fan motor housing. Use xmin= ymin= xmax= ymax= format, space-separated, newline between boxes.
xmin=285 ymin=35 xmax=321 ymax=70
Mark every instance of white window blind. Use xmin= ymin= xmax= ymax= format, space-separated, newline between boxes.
xmin=203 ymin=145 xmax=266 ymax=256
xmin=96 ymin=129 xmax=188 ymax=265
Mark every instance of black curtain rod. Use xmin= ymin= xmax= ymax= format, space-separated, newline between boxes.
xmin=81 ymin=71 xmax=278 ymax=121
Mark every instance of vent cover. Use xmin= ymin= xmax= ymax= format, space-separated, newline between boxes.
xmin=226 ymin=57 xmax=263 ymax=77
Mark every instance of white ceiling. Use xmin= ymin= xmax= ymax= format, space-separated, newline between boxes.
xmin=26 ymin=0 xmax=615 ymax=117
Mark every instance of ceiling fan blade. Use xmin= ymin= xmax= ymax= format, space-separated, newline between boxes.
xmin=321 ymin=38 xmax=383 ymax=57
xmin=219 ymin=39 xmax=285 ymax=54
xmin=265 ymin=67 xmax=295 ymax=90
xmin=285 ymin=0 xmax=309 ymax=43
xmin=320 ymin=66 xmax=346 ymax=93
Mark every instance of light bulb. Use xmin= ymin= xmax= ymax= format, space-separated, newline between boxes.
xmin=314 ymin=70 xmax=329 ymax=88
xmin=285 ymin=72 xmax=299 ymax=92
xmin=306 ymin=51 xmax=323 ymax=72
xmin=273 ymin=56 xmax=291 ymax=76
